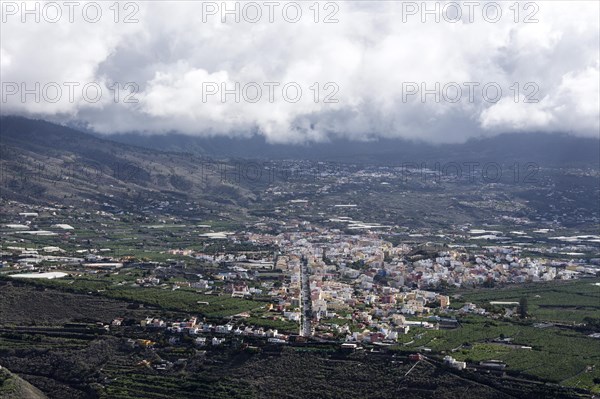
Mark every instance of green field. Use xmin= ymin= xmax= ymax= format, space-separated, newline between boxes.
xmin=394 ymin=316 xmax=600 ymax=392
xmin=394 ymin=278 xmax=600 ymax=392
xmin=455 ymin=278 xmax=600 ymax=323
xmin=4 ymin=276 xmax=264 ymax=319
xmin=106 ymin=287 xmax=263 ymax=318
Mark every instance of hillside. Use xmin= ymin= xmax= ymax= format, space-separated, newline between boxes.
xmin=2 ymin=116 xmax=599 ymax=229
xmin=0 ymin=367 xmax=47 ymax=399
xmin=0 ymin=117 xmax=255 ymax=217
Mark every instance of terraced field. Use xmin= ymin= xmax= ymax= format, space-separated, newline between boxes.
xmin=455 ymin=278 xmax=600 ymax=323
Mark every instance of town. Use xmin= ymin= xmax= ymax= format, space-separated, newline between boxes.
xmin=2 ymin=197 xmax=599 ymax=389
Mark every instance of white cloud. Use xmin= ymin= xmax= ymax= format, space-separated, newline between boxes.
xmin=481 ymin=65 xmax=600 ymax=133
xmin=1 ymin=0 xmax=598 ymax=143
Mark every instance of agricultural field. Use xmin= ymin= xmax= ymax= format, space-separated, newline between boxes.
xmin=432 ymin=318 xmax=599 ymax=391
xmin=3 ymin=277 xmax=265 ymax=320
xmin=104 ymin=287 xmax=264 ymax=319
xmin=454 ymin=278 xmax=600 ymax=324
xmin=393 ymin=277 xmax=600 ymax=393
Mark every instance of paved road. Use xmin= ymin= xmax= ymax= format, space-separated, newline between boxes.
xmin=300 ymin=258 xmax=312 ymax=337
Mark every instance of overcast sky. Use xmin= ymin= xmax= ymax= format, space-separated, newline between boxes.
xmin=1 ymin=1 xmax=598 ymax=143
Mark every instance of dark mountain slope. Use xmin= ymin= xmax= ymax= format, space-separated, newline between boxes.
xmin=105 ymin=129 xmax=600 ymax=167
xmin=0 ymin=116 xmax=254 ymax=216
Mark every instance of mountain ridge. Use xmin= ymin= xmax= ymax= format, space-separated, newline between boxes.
xmin=2 ymin=116 xmax=598 ymax=167
xmin=103 ymin=128 xmax=600 ymax=167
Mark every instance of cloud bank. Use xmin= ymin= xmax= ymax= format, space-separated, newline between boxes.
xmin=1 ymin=0 xmax=598 ymax=143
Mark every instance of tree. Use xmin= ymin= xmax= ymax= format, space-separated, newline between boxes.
xmin=483 ymin=277 xmax=495 ymax=288
xmin=519 ymin=296 xmax=528 ymax=318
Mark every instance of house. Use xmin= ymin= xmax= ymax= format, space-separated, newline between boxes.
xmin=341 ymin=343 xmax=360 ymax=351
xmin=397 ymin=325 xmax=410 ymax=334
xmin=444 ymin=356 xmax=466 ymax=370
xmin=229 ymin=283 xmax=250 ymax=297
xmin=391 ymin=314 xmax=406 ymax=325
xmin=438 ymin=295 xmax=450 ymax=309
xmin=215 ymin=324 xmax=233 ymax=334
xmin=409 ymin=353 xmax=424 ymax=361
xmin=141 ymin=318 xmax=165 ymax=328
xmin=191 ymin=280 xmax=210 ymax=290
